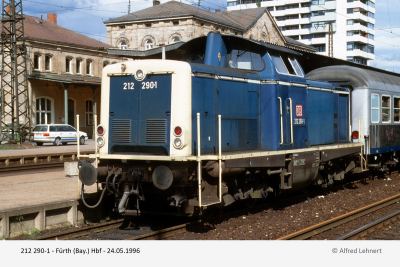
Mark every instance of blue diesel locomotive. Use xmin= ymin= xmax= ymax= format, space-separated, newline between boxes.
xmin=78 ymin=32 xmax=362 ymax=216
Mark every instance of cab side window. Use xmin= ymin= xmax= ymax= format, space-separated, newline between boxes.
xmin=228 ymin=50 xmax=264 ymax=71
xmin=269 ymin=52 xmax=304 ymax=77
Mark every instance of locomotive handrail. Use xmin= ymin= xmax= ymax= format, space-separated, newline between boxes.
xmin=197 ymin=113 xmax=202 ymax=207
xmin=278 ymin=97 xmax=283 ymax=145
xmin=289 ymin=98 xmax=294 ymax=145
xmin=218 ymin=115 xmax=222 ymax=204
xmin=197 ymin=113 xmax=223 ymax=208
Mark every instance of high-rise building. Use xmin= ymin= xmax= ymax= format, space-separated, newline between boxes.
xmin=227 ymin=0 xmax=375 ymax=65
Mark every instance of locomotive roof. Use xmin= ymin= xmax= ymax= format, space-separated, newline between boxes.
xmin=175 ymin=33 xmax=303 ymax=57
xmin=306 ymin=65 xmax=400 ymax=92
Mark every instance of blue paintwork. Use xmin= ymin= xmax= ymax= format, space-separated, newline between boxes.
xmin=188 ymin=32 xmax=350 ymax=155
xmin=370 ymin=145 xmax=400 ymax=155
xmin=108 ymin=74 xmax=172 ymax=154
xmin=106 ymin=32 xmax=351 ymax=157
xmin=204 ymin=32 xmax=227 ymax=68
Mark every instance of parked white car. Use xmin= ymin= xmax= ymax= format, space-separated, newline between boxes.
xmin=31 ymin=124 xmax=88 ymax=146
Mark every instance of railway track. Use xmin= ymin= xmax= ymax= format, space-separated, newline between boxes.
xmin=32 ymin=218 xmax=195 ymax=240
xmin=32 ymin=219 xmax=125 ymax=240
xmin=277 ymin=193 xmax=400 ymax=240
xmin=0 ymin=151 xmax=94 ymax=173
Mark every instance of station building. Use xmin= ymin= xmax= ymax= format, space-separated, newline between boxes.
xmin=104 ymin=1 xmax=316 ymax=55
xmin=24 ymin=14 xmax=120 ymax=138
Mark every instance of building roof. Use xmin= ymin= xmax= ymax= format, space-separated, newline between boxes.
xmin=105 ymin=1 xmax=267 ymax=31
xmin=24 ymin=15 xmax=112 ymax=49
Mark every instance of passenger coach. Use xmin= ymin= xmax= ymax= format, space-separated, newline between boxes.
xmin=307 ymin=65 xmax=400 ymax=171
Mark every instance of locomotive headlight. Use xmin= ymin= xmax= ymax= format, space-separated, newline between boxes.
xmin=97 ymin=136 xmax=105 ymax=148
xmin=135 ymin=69 xmax=145 ymax=81
xmin=173 ymin=138 xmax=183 ymax=149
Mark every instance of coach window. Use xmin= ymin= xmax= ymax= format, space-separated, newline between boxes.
xmin=371 ymin=94 xmax=379 ymax=123
xmin=36 ymin=97 xmax=53 ymax=124
xmin=382 ymin=95 xmax=391 ymax=123
xmin=394 ymin=97 xmax=400 ymax=122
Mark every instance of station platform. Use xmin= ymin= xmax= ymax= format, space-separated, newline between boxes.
xmin=0 ymin=139 xmax=96 ymax=210
xmin=0 ymin=139 xmax=95 ymax=157
xmin=0 ymin=140 xmax=99 ymax=237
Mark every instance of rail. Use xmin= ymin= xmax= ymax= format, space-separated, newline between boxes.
xmin=277 ymin=193 xmax=400 ymax=240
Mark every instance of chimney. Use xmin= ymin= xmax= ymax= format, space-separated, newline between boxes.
xmin=153 ymin=0 xmax=160 ymax=6
xmin=5 ymin=5 xmax=17 ymax=16
xmin=47 ymin=13 xmax=57 ymax=24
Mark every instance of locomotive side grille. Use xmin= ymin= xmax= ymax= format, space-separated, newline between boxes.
xmin=146 ymin=119 xmax=167 ymax=143
xmin=111 ymin=119 xmax=131 ymax=143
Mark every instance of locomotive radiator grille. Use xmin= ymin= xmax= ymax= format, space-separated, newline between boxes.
xmin=146 ymin=119 xmax=167 ymax=143
xmin=111 ymin=119 xmax=131 ymax=143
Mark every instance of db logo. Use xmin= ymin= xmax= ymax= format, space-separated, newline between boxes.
xmin=296 ymin=105 xmax=302 ymax=117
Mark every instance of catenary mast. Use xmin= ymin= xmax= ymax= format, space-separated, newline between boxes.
xmin=0 ymin=0 xmax=30 ymax=142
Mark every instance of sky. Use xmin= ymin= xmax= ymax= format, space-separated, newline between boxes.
xmin=21 ymin=0 xmax=400 ymax=73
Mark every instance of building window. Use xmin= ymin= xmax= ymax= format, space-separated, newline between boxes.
xmin=145 ymin=23 xmax=151 ymax=27
xmin=86 ymin=60 xmax=92 ymax=75
xmin=119 ymin=25 xmax=125 ymax=29
xmin=347 ymin=20 xmax=354 ymax=25
xmin=382 ymin=95 xmax=391 ymax=123
xmin=313 ymin=44 xmax=326 ymax=52
xmin=347 ymin=42 xmax=354 ymax=51
xmin=86 ymin=100 xmax=93 ymax=126
xmin=66 ymin=57 xmax=72 ymax=73
xmin=36 ymin=98 xmax=52 ymax=124
xmin=172 ymin=36 xmax=180 ymax=43
xmin=118 ymin=41 xmax=127 ymax=50
xmin=172 ymin=21 xmax=179 ymax=25
xmin=371 ymin=94 xmax=379 ymax=123
xmin=76 ymin=59 xmax=82 ymax=74
xmin=45 ymin=55 xmax=51 ymax=71
xmin=34 ymin=54 xmax=40 ymax=70
xmin=347 ymin=8 xmax=353 ymax=14
xmin=145 ymin=39 xmax=153 ymax=50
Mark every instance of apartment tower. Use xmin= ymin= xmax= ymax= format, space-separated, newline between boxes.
xmin=227 ymin=0 xmax=375 ymax=65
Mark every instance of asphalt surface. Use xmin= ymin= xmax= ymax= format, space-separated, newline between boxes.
xmin=0 ymin=140 xmax=97 ymax=211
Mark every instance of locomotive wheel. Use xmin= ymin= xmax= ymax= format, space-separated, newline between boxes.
xmin=244 ymin=198 xmax=257 ymax=208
